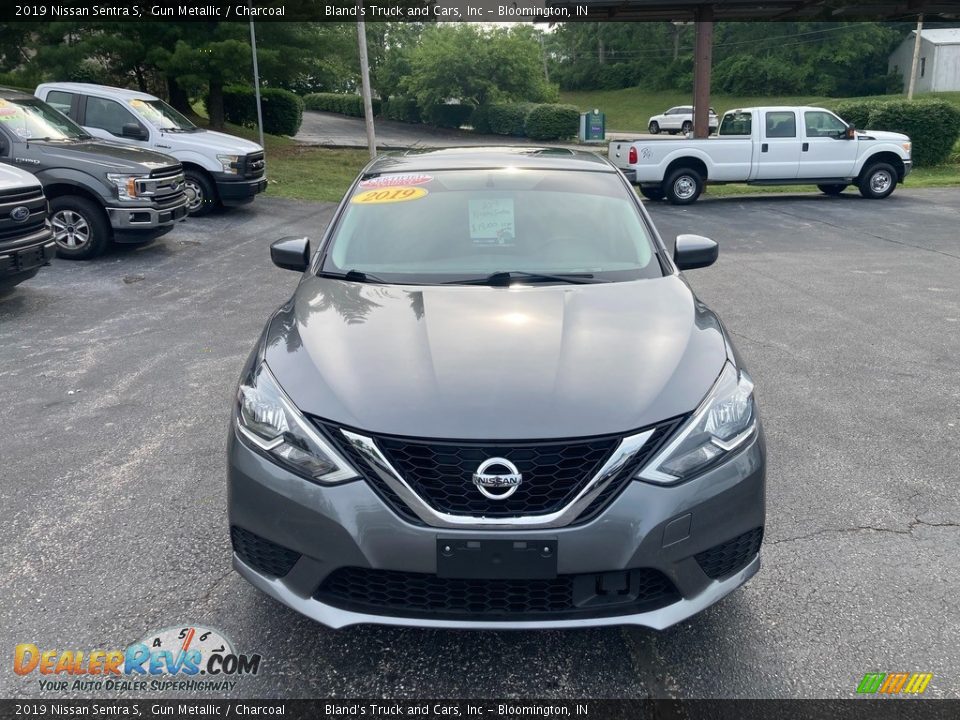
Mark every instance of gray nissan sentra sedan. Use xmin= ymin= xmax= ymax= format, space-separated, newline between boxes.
xmin=228 ymin=147 xmax=766 ymax=630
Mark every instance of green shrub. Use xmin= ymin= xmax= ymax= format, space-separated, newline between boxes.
xmin=831 ymin=100 xmax=880 ymax=131
xmin=221 ymin=86 xmax=304 ymax=135
xmin=382 ymin=96 xmax=420 ymax=123
xmin=470 ymin=105 xmax=492 ymax=134
xmin=525 ymin=104 xmax=580 ymax=141
xmin=302 ymin=93 xmax=381 ymax=117
xmin=487 ymin=103 xmax=536 ymax=136
xmin=260 ymin=88 xmax=303 ymax=136
xmin=862 ymin=99 xmax=960 ymax=167
xmin=423 ymin=103 xmax=473 ymax=129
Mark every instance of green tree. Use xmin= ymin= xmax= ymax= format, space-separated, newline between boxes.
xmin=402 ymin=25 xmax=555 ymax=109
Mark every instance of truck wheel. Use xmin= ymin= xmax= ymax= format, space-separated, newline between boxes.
xmin=50 ymin=196 xmax=111 ymax=260
xmin=664 ymin=168 xmax=704 ymax=205
xmin=184 ymin=169 xmax=217 ymax=217
xmin=681 ymin=121 xmax=693 ymax=134
xmin=648 ymin=121 xmax=660 ymax=134
xmin=858 ymin=163 xmax=898 ymax=199
xmin=817 ymin=184 xmax=848 ymax=196
xmin=639 ymin=186 xmax=665 ymax=202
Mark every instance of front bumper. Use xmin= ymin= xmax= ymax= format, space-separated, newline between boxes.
xmin=105 ymin=196 xmax=188 ymax=230
xmin=902 ymin=159 xmax=912 ymax=179
xmin=215 ymin=174 xmax=267 ymax=205
xmin=227 ymin=425 xmax=766 ymax=630
xmin=0 ymin=224 xmax=55 ymax=280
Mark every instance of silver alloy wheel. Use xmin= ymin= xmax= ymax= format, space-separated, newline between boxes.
xmin=673 ymin=175 xmax=697 ymax=200
xmin=184 ymin=179 xmax=204 ymax=212
xmin=51 ymin=209 xmax=91 ymax=250
xmin=870 ymin=169 xmax=893 ymax=194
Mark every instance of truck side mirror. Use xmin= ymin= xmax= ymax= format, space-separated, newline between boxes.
xmin=845 ymin=124 xmax=856 ymax=139
xmin=121 ymin=123 xmax=148 ymax=141
xmin=271 ymin=236 xmax=310 ymax=272
xmin=674 ymin=234 xmax=718 ymax=271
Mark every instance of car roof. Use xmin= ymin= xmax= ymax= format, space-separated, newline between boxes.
xmin=0 ymin=86 xmax=36 ymax=101
xmin=36 ymin=82 xmax=159 ymax=102
xmin=363 ymin=147 xmax=616 ymax=175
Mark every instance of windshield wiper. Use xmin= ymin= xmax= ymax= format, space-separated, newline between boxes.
xmin=318 ymin=269 xmax=392 ymax=284
xmin=448 ymin=271 xmax=601 ymax=286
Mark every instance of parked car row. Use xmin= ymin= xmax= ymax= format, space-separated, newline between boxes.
xmin=0 ymin=82 xmax=267 ymax=290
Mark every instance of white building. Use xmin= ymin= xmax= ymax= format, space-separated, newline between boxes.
xmin=889 ymin=28 xmax=960 ymax=93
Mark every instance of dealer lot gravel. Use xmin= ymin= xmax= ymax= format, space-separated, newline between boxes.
xmin=1 ymin=188 xmax=957 ymax=698
xmin=229 ymin=148 xmax=766 ymax=629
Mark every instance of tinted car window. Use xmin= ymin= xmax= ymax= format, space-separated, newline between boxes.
xmin=323 ymin=169 xmax=661 ymax=285
xmin=719 ymin=111 xmax=752 ymax=136
xmin=805 ymin=110 xmax=847 ymax=137
xmin=765 ymin=111 xmax=796 ymax=138
xmin=85 ymin=96 xmax=139 ymax=136
xmin=45 ymin=90 xmax=75 ymax=117
xmin=0 ymin=96 xmax=86 ymax=141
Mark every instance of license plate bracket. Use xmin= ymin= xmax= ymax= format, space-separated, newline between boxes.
xmin=436 ymin=539 xmax=558 ymax=579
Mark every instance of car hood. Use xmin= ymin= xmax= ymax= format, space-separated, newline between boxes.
xmin=263 ymin=275 xmax=729 ymax=440
xmin=29 ymin=139 xmax=177 ymax=172
xmin=0 ymin=163 xmax=41 ymax=192
xmin=858 ymin=129 xmax=910 ymax=143
xmin=161 ymin=129 xmax=261 ymax=155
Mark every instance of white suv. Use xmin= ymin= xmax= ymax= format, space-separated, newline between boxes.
xmin=647 ymin=106 xmax=719 ymax=135
xmin=36 ymin=82 xmax=266 ymax=216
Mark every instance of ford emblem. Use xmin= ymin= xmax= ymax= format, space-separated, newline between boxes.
xmin=10 ymin=205 xmax=30 ymax=222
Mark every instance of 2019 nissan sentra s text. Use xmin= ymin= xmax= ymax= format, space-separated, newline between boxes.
xmin=228 ymin=147 xmax=766 ymax=630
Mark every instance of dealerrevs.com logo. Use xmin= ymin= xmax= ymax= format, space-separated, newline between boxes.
xmin=14 ymin=625 xmax=261 ymax=693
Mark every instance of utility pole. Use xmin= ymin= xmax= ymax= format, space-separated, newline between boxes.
xmin=357 ymin=7 xmax=377 ymax=159
xmin=692 ymin=8 xmax=714 ymax=138
xmin=907 ymin=14 xmax=924 ymax=100
xmin=248 ymin=6 xmax=265 ymax=151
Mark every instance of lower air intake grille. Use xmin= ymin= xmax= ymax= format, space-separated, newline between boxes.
xmin=231 ymin=526 xmax=301 ymax=578
xmin=315 ymin=566 xmax=680 ymax=620
xmin=695 ymin=527 xmax=763 ymax=579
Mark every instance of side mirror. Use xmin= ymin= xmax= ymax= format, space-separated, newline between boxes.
xmin=271 ymin=236 xmax=310 ymax=272
xmin=674 ymin=234 xmax=718 ymax=271
xmin=121 ymin=123 xmax=148 ymax=141
xmin=845 ymin=124 xmax=856 ymax=139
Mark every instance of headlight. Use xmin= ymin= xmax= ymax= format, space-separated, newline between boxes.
xmin=236 ymin=361 xmax=358 ymax=484
xmin=218 ymin=154 xmax=239 ymax=175
xmin=106 ymin=173 xmax=144 ymax=200
xmin=637 ymin=363 xmax=756 ymax=484
xmin=902 ymin=141 xmax=912 ymax=154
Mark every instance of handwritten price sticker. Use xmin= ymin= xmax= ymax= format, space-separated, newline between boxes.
xmin=352 ymin=187 xmax=428 ymax=205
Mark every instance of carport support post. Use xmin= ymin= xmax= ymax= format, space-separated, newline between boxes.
xmin=357 ymin=11 xmax=377 ymax=159
xmin=692 ymin=6 xmax=713 ymax=139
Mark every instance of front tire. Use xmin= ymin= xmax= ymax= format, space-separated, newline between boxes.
xmin=648 ymin=121 xmax=660 ymax=134
xmin=818 ymin=184 xmax=848 ymax=196
xmin=858 ymin=163 xmax=898 ymax=199
xmin=184 ymin=168 xmax=218 ymax=216
xmin=639 ymin=186 xmax=665 ymax=202
xmin=664 ymin=167 xmax=704 ymax=205
xmin=681 ymin=120 xmax=693 ymax=134
xmin=50 ymin=196 xmax=111 ymax=260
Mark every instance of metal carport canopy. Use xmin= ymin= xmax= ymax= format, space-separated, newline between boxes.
xmin=542 ymin=1 xmax=960 ymax=137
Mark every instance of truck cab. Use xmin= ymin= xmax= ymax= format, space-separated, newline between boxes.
xmin=36 ymin=83 xmax=266 ymax=217
xmin=0 ymin=163 xmax=54 ymax=290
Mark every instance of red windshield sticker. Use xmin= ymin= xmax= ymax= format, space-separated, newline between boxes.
xmin=359 ymin=174 xmax=432 ymax=189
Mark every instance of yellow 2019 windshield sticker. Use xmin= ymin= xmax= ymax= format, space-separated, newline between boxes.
xmin=352 ymin=186 xmax=428 ymax=205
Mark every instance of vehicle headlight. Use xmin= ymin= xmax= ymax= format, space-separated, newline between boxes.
xmin=902 ymin=141 xmax=912 ymax=154
xmin=106 ymin=173 xmax=144 ymax=200
xmin=218 ymin=154 xmax=239 ymax=175
xmin=236 ymin=361 xmax=358 ymax=484
xmin=637 ymin=363 xmax=756 ymax=484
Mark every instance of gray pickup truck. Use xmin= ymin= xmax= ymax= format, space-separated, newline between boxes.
xmin=0 ymin=163 xmax=54 ymax=290
xmin=0 ymin=87 xmax=187 ymax=259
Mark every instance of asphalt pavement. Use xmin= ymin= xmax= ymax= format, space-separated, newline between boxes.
xmin=1 ymin=187 xmax=958 ymax=699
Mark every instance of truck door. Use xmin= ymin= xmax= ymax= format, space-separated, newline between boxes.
xmin=754 ymin=110 xmax=801 ymax=180
xmin=797 ymin=110 xmax=859 ymax=179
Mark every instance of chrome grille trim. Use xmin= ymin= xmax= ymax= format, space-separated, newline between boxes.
xmin=340 ymin=429 xmax=655 ymax=529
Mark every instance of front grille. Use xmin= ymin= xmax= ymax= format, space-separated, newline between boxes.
xmin=231 ymin=526 xmax=301 ymax=578
xmin=241 ymin=152 xmax=265 ymax=179
xmin=373 ymin=434 xmax=618 ymax=518
xmin=138 ymin=167 xmax=186 ymax=202
xmin=0 ymin=185 xmax=47 ymax=243
xmin=315 ymin=566 xmax=680 ymax=620
xmin=695 ymin=527 xmax=763 ymax=579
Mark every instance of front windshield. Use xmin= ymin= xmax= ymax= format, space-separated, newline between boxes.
xmin=322 ymin=168 xmax=662 ymax=284
xmin=0 ymin=97 xmax=86 ymax=141
xmin=130 ymin=98 xmax=197 ymax=132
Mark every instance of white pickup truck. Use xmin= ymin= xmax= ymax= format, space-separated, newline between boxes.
xmin=609 ymin=106 xmax=912 ymax=204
